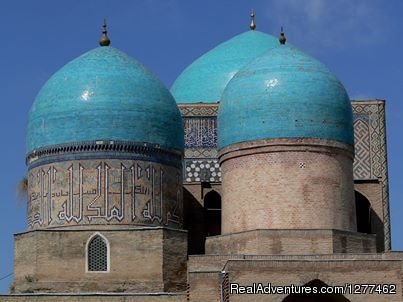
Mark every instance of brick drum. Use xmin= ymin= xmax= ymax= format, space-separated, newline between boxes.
xmin=219 ymin=138 xmax=356 ymax=234
xmin=27 ymin=159 xmax=183 ymax=229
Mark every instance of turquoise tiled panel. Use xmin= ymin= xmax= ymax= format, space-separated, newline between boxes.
xmin=218 ymin=45 xmax=354 ymax=148
xmin=171 ymin=31 xmax=279 ymax=104
xmin=27 ymin=46 xmax=184 ymax=153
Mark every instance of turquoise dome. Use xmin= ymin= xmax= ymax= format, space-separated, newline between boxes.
xmin=218 ymin=44 xmax=354 ymax=149
xmin=171 ymin=31 xmax=279 ymax=103
xmin=27 ymin=46 xmax=183 ymax=154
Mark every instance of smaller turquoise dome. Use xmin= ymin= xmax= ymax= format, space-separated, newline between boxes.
xmin=27 ymin=46 xmax=183 ymax=154
xmin=171 ymin=31 xmax=279 ymax=103
xmin=218 ymin=45 xmax=353 ymax=149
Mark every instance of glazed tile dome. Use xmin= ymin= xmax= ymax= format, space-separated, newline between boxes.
xmin=171 ymin=31 xmax=278 ymax=103
xmin=27 ymin=46 xmax=183 ymax=154
xmin=218 ymin=44 xmax=354 ymax=149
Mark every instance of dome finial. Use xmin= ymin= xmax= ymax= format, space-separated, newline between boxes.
xmin=99 ymin=19 xmax=111 ymax=47
xmin=279 ymin=26 xmax=286 ymax=45
xmin=250 ymin=9 xmax=256 ymax=30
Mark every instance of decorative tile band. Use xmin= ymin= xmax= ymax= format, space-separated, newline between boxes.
xmin=184 ymin=148 xmax=218 ymax=158
xmin=184 ymin=159 xmax=221 ymax=183
xmin=28 ymin=159 xmax=183 ymax=229
xmin=178 ymin=104 xmax=218 ymax=117
xmin=26 ymin=140 xmax=183 ymax=170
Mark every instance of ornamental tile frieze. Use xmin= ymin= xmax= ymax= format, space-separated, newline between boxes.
xmin=184 ymin=117 xmax=217 ymax=149
xmin=27 ymin=159 xmax=183 ymax=229
xmin=178 ymin=104 xmax=218 ymax=117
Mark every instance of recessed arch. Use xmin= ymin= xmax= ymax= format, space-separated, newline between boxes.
xmin=204 ymin=190 xmax=221 ymax=236
xmin=85 ymin=232 xmax=110 ymax=273
xmin=355 ymin=190 xmax=372 ymax=234
xmin=282 ymin=279 xmax=351 ymax=302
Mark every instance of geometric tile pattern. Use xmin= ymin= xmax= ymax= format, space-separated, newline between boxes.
xmin=179 ymin=104 xmax=218 ymax=117
xmin=184 ymin=159 xmax=221 ymax=183
xmin=353 ymin=118 xmax=372 ymax=179
xmin=352 ymin=100 xmax=390 ymax=250
xmin=185 ymin=148 xmax=218 ymax=158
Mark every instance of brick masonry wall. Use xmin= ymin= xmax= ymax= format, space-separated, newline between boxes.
xmin=219 ymin=139 xmax=356 ymax=234
xmin=205 ymin=229 xmax=376 ymax=255
xmin=186 ymin=255 xmax=403 ymax=302
xmin=226 ymin=259 xmax=402 ymax=302
xmin=13 ymin=228 xmax=187 ymax=293
xmin=0 ymin=294 xmax=186 ymax=302
xmin=187 ymin=271 xmax=221 ymax=302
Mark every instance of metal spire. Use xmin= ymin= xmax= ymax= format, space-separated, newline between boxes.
xmin=279 ymin=26 xmax=286 ymax=45
xmin=99 ymin=19 xmax=111 ymax=47
xmin=250 ymin=9 xmax=256 ymax=30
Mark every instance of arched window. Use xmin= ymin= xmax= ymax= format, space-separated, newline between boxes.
xmin=204 ymin=190 xmax=221 ymax=236
xmin=355 ymin=191 xmax=372 ymax=234
xmin=86 ymin=233 xmax=109 ymax=272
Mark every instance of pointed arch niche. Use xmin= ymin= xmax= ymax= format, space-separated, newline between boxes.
xmin=85 ymin=232 xmax=110 ymax=273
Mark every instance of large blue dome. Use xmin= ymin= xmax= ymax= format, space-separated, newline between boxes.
xmin=218 ymin=44 xmax=354 ymax=149
xmin=27 ymin=46 xmax=183 ymax=154
xmin=171 ymin=31 xmax=278 ymax=103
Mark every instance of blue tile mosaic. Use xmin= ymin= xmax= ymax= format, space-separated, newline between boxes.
xmin=218 ymin=45 xmax=354 ymax=148
xmin=184 ymin=117 xmax=217 ymax=148
xmin=171 ymin=31 xmax=278 ymax=104
xmin=27 ymin=46 xmax=184 ymax=154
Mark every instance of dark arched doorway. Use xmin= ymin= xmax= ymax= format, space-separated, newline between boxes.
xmin=183 ymin=187 xmax=205 ymax=254
xmin=355 ymin=190 xmax=371 ymax=234
xmin=204 ymin=190 xmax=221 ymax=236
xmin=282 ymin=279 xmax=350 ymax=302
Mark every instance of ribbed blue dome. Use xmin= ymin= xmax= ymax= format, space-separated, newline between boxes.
xmin=218 ymin=45 xmax=354 ymax=149
xmin=27 ymin=46 xmax=183 ymax=154
xmin=171 ymin=31 xmax=279 ymax=103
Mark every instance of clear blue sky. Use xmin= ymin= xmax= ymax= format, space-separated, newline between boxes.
xmin=0 ymin=0 xmax=402 ymax=293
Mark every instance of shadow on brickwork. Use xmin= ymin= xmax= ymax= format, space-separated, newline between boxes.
xmin=355 ymin=190 xmax=384 ymax=252
xmin=282 ymin=279 xmax=351 ymax=302
xmin=183 ymin=188 xmax=206 ymax=254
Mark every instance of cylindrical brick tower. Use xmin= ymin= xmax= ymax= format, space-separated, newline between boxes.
xmin=218 ymin=43 xmax=356 ymax=235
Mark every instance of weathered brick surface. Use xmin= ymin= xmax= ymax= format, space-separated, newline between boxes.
xmin=188 ymin=252 xmax=403 ymax=272
xmin=219 ymin=139 xmax=356 ymax=234
xmin=205 ymin=229 xmax=376 ymax=255
xmin=13 ymin=228 xmax=187 ymax=293
xmin=188 ymin=272 xmax=221 ymax=302
xmin=0 ymin=294 xmax=186 ymax=302
xmin=163 ymin=229 xmax=188 ymax=291
xmin=187 ymin=254 xmax=403 ymax=301
xmin=226 ymin=259 xmax=402 ymax=302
